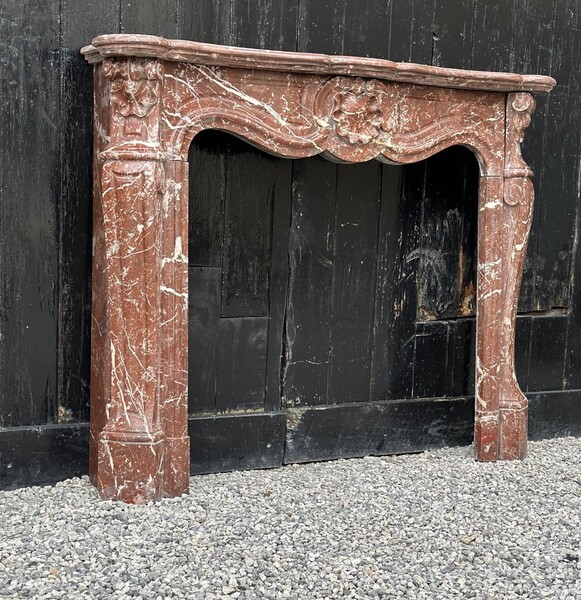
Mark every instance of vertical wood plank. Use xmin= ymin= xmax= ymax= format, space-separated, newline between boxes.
xmin=231 ymin=0 xmax=298 ymax=50
xmin=417 ymin=146 xmax=478 ymax=321
xmin=510 ymin=0 xmax=556 ymax=311
xmin=216 ymin=317 xmax=268 ymax=412
xmin=221 ymin=141 xmax=275 ymax=318
xmin=297 ymin=0 xmax=347 ymax=53
xmin=0 ymin=0 xmax=60 ymax=426
xmin=120 ymin=0 xmax=179 ymax=37
xmin=342 ymin=0 xmax=392 ymax=59
xmin=265 ymin=160 xmax=293 ymax=412
xmin=471 ymin=0 xmax=515 ymax=71
xmin=329 ymin=162 xmax=382 ymax=404
xmin=179 ymin=0 xmax=232 ymax=45
xmin=526 ymin=315 xmax=568 ymax=392
xmin=384 ymin=162 xmax=425 ymax=399
xmin=368 ymin=164 xmax=407 ymax=401
xmin=529 ymin=1 xmax=579 ymax=311
xmin=431 ymin=0 xmax=474 ymax=68
xmin=514 ymin=315 xmax=532 ymax=394
xmin=389 ymin=0 xmax=435 ymax=64
xmin=412 ymin=321 xmax=451 ymax=398
xmin=188 ymin=131 xmax=226 ymax=268
xmin=558 ymin=1 xmax=581 ymax=390
xmin=283 ymin=157 xmax=337 ymax=407
xmin=448 ymin=318 xmax=475 ymax=397
xmin=188 ymin=267 xmax=220 ymax=415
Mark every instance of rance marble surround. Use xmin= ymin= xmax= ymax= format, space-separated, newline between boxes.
xmin=82 ymin=34 xmax=555 ymax=503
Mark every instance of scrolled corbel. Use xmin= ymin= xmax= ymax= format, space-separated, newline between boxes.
xmin=503 ymin=92 xmax=536 ymax=206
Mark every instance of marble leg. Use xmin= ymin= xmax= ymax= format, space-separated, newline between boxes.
xmin=91 ymin=159 xmax=166 ymax=502
xmin=475 ymin=175 xmax=534 ymax=461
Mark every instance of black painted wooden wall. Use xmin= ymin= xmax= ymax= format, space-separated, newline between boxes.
xmin=1 ymin=0 xmax=580 ymax=486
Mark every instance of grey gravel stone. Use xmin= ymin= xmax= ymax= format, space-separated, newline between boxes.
xmin=0 ymin=437 xmax=580 ymax=599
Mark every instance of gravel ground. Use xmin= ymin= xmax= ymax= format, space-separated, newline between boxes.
xmin=0 ymin=437 xmax=580 ymax=600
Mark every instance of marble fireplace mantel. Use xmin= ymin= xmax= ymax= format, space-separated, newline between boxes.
xmin=81 ymin=34 xmax=555 ymax=503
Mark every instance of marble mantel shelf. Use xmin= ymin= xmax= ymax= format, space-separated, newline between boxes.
xmin=82 ymin=34 xmax=556 ymax=504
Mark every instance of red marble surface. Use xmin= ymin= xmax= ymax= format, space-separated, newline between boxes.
xmin=82 ymin=34 xmax=555 ymax=503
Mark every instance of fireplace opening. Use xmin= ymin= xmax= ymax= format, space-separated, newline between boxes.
xmin=187 ymin=130 xmax=479 ymax=416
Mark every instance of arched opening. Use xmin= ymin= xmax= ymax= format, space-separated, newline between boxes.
xmin=187 ymin=131 xmax=479 ymax=466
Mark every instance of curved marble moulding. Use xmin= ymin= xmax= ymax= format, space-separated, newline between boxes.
xmin=82 ymin=34 xmax=556 ymax=503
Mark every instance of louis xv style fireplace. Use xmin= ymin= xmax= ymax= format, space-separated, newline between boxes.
xmin=81 ymin=34 xmax=555 ymax=503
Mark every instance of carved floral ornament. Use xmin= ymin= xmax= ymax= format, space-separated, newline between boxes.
xmin=102 ymin=58 xmax=162 ymax=116
xmin=81 ymin=34 xmax=555 ymax=503
xmin=325 ymin=77 xmax=389 ymax=145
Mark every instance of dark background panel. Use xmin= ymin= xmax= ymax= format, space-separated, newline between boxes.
xmin=297 ymin=0 xmax=348 ymax=54
xmin=121 ymin=0 xmax=180 ymax=37
xmin=216 ymin=317 xmax=269 ymax=412
xmin=265 ymin=161 xmax=293 ymax=411
xmin=523 ymin=0 xmax=578 ymax=314
xmin=431 ymin=0 xmax=475 ymax=69
xmin=505 ymin=0 xmax=554 ymax=312
xmin=342 ymin=0 xmax=392 ymax=59
xmin=417 ymin=146 xmax=478 ymax=321
xmin=0 ymin=0 xmax=579 ymax=485
xmin=188 ymin=131 xmax=226 ymax=268
xmin=328 ymin=163 xmax=382 ymax=405
xmin=220 ymin=141 xmax=275 ymax=319
xmin=179 ymin=0 xmax=233 ymax=44
xmin=282 ymin=157 xmax=338 ymax=407
xmin=188 ymin=266 xmax=221 ymax=415
xmin=0 ymin=0 xmax=60 ymax=426
xmin=378 ymin=161 xmax=424 ymax=400
xmin=230 ymin=0 xmax=298 ymax=50
xmin=368 ymin=165 xmax=404 ymax=402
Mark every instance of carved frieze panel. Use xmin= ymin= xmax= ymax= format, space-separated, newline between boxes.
xmin=161 ymin=64 xmax=506 ymax=174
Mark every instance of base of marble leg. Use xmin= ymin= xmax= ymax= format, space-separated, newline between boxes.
xmin=498 ymin=407 xmax=528 ymax=460
xmin=163 ymin=436 xmax=190 ymax=497
xmin=474 ymin=413 xmax=499 ymax=462
xmin=96 ymin=431 xmax=164 ymax=503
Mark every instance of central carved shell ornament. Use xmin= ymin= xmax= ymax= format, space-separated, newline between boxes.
xmin=330 ymin=78 xmax=388 ymax=145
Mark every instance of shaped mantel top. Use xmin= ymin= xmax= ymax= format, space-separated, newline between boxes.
xmin=82 ymin=34 xmax=555 ymax=94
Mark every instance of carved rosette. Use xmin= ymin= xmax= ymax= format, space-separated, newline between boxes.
xmin=314 ymin=77 xmax=395 ymax=161
xmin=102 ymin=58 xmax=163 ymax=156
xmin=330 ymin=78 xmax=386 ymax=144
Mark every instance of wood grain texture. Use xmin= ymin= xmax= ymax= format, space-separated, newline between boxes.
xmin=221 ymin=142 xmax=275 ymax=319
xmin=328 ymin=163 xmax=381 ymax=405
xmin=188 ymin=131 xmax=226 ymax=268
xmin=0 ymin=0 xmax=60 ymax=426
xmin=417 ymin=146 xmax=478 ymax=321
xmin=121 ymin=0 xmax=179 ymax=38
xmin=283 ymin=157 xmax=337 ymax=407
xmin=179 ymin=0 xmax=232 ymax=45
xmin=188 ymin=267 xmax=220 ymax=415
xmin=265 ymin=160 xmax=293 ymax=411
xmin=216 ymin=317 xmax=269 ymax=413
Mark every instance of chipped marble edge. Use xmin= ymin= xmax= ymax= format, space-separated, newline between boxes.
xmin=80 ymin=34 xmax=556 ymax=94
